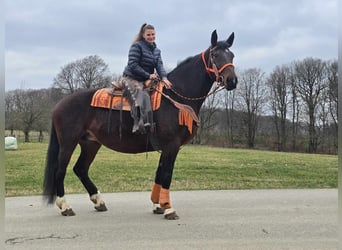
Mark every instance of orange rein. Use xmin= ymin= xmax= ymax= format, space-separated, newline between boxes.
xmin=201 ymin=51 xmax=234 ymax=82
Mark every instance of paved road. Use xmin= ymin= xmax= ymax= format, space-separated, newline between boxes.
xmin=5 ymin=189 xmax=337 ymax=250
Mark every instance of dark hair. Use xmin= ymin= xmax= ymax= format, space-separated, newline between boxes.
xmin=132 ymin=23 xmax=155 ymax=43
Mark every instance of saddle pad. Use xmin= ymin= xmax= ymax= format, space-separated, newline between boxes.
xmin=90 ymin=84 xmax=163 ymax=111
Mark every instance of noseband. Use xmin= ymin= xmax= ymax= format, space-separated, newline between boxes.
xmin=201 ymin=49 xmax=234 ymax=86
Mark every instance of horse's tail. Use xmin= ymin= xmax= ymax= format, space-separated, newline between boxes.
xmin=43 ymin=122 xmax=59 ymax=204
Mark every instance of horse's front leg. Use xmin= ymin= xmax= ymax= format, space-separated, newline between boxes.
xmin=151 ymin=142 xmax=180 ymax=220
xmin=90 ymin=192 xmax=107 ymax=212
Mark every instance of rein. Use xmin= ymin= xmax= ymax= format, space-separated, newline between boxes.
xmin=169 ymin=83 xmax=224 ymax=101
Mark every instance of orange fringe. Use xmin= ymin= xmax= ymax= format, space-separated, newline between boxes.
xmin=178 ymin=110 xmax=194 ymax=134
xmin=150 ymin=84 xmax=163 ymax=110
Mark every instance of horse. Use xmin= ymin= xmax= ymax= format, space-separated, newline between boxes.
xmin=43 ymin=30 xmax=237 ymax=220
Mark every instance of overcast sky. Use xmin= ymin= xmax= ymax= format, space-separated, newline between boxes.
xmin=5 ymin=0 xmax=338 ymax=91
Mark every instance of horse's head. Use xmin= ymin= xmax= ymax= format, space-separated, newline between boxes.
xmin=206 ymin=30 xmax=238 ymax=91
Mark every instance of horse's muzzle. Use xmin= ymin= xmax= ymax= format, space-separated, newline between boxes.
xmin=226 ymin=77 xmax=238 ymax=91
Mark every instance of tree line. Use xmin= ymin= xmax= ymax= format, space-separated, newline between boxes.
xmin=5 ymin=55 xmax=338 ymax=154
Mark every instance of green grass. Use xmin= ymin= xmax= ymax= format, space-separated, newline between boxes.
xmin=5 ymin=142 xmax=338 ymax=197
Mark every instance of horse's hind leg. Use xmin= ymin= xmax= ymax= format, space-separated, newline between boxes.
xmin=55 ymin=145 xmax=78 ymax=216
xmin=73 ymin=140 xmax=107 ymax=212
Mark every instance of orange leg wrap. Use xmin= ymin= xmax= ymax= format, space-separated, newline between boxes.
xmin=159 ymin=188 xmax=171 ymax=209
xmin=150 ymin=183 xmax=162 ymax=204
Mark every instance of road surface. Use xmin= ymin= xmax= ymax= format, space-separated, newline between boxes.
xmin=5 ymin=189 xmax=337 ymax=249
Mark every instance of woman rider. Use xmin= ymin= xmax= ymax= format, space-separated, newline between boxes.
xmin=123 ymin=23 xmax=172 ymax=134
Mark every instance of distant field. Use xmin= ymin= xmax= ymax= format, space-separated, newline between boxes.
xmin=5 ymin=142 xmax=338 ymax=196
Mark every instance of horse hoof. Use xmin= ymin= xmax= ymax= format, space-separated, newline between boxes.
xmin=164 ymin=211 xmax=179 ymax=220
xmin=61 ymin=208 xmax=75 ymax=216
xmin=153 ymin=204 xmax=165 ymax=214
xmin=164 ymin=208 xmax=179 ymax=220
xmin=153 ymin=206 xmax=165 ymax=214
xmin=95 ymin=203 xmax=107 ymax=212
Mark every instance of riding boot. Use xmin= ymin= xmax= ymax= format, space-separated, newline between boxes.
xmin=133 ymin=107 xmax=146 ymax=134
xmin=123 ymin=77 xmax=153 ymax=134
xmin=131 ymin=105 xmax=140 ymax=134
xmin=140 ymin=92 xmax=153 ymax=131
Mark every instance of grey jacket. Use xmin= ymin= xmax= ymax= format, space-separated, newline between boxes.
xmin=123 ymin=39 xmax=167 ymax=82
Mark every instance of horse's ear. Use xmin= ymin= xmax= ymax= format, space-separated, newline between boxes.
xmin=211 ymin=30 xmax=218 ymax=47
xmin=226 ymin=32 xmax=234 ymax=47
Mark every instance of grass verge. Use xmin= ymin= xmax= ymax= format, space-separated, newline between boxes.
xmin=5 ymin=143 xmax=338 ymax=196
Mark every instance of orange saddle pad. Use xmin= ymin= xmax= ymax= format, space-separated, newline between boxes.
xmin=90 ymin=84 xmax=198 ymax=135
xmin=90 ymin=84 xmax=163 ymax=111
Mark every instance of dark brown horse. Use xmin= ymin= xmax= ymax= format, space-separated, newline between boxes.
xmin=43 ymin=30 xmax=237 ymax=219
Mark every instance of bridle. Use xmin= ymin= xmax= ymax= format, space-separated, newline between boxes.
xmin=201 ymin=47 xmax=235 ymax=86
xmin=157 ymin=48 xmax=235 ymax=102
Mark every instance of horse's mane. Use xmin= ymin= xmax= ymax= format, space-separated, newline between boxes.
xmin=168 ymin=42 xmax=231 ymax=77
xmin=168 ymin=56 xmax=192 ymax=75
xmin=175 ymin=56 xmax=194 ymax=68
xmin=168 ymin=55 xmax=201 ymax=76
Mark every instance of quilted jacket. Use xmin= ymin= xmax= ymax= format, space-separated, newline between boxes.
xmin=123 ymin=39 xmax=167 ymax=82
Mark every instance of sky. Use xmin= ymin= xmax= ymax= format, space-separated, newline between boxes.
xmin=5 ymin=0 xmax=338 ymax=91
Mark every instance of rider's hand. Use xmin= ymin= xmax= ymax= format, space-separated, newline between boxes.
xmin=162 ymin=78 xmax=172 ymax=89
xmin=149 ymin=73 xmax=159 ymax=80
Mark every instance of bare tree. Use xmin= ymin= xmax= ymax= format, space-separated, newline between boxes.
xmin=294 ymin=57 xmax=327 ymax=153
xmin=285 ymin=63 xmax=301 ymax=151
xmin=13 ymin=89 xmax=46 ymax=142
xmin=5 ymin=88 xmax=64 ymax=141
xmin=54 ymin=55 xmax=111 ymax=93
xmin=267 ymin=65 xmax=291 ymax=151
xmin=53 ymin=62 xmax=79 ymax=93
xmin=326 ymin=60 xmax=338 ymax=150
xmin=75 ymin=55 xmax=111 ymax=89
xmin=196 ymin=91 xmax=220 ymax=144
xmin=317 ymin=86 xmax=330 ymax=152
xmin=33 ymin=89 xmax=64 ymax=142
xmin=5 ymin=91 xmax=18 ymax=136
xmin=237 ymin=68 xmax=267 ymax=148
xmin=223 ymin=90 xmax=237 ymax=146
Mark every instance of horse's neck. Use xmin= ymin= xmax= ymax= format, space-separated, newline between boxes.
xmin=168 ymin=54 xmax=214 ymax=113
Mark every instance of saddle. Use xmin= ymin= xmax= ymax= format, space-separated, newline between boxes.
xmin=90 ymin=81 xmax=163 ymax=111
